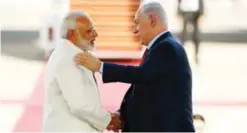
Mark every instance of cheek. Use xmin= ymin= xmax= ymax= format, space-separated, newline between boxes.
xmin=80 ymin=30 xmax=90 ymax=39
xmin=87 ymin=33 xmax=96 ymax=40
xmin=139 ymin=25 xmax=148 ymax=39
xmin=138 ymin=25 xmax=143 ymax=35
xmin=82 ymin=33 xmax=91 ymax=40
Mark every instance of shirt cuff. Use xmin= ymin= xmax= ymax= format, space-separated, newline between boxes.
xmin=99 ymin=62 xmax=104 ymax=73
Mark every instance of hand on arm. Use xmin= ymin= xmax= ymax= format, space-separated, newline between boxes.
xmin=74 ymin=52 xmax=102 ymax=72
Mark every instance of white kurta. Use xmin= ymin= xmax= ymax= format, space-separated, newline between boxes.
xmin=42 ymin=39 xmax=111 ymax=132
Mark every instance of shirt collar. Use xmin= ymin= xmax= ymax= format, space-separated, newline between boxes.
xmin=147 ymin=30 xmax=168 ymax=49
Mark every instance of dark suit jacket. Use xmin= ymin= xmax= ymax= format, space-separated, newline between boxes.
xmin=102 ymin=32 xmax=195 ymax=132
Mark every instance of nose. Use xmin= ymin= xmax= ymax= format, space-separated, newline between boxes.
xmin=133 ymin=26 xmax=138 ymax=34
xmin=93 ymin=29 xmax=98 ymax=37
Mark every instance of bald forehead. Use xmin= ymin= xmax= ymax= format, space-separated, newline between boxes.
xmin=134 ymin=8 xmax=144 ymax=22
xmin=76 ymin=16 xmax=91 ymax=26
xmin=139 ymin=2 xmax=164 ymax=12
xmin=135 ymin=2 xmax=167 ymax=23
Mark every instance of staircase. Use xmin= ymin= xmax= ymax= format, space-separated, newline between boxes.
xmin=70 ymin=0 xmax=142 ymax=59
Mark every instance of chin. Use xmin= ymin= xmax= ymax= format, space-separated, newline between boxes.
xmin=87 ymin=46 xmax=94 ymax=51
xmin=141 ymin=42 xmax=147 ymax=46
xmin=140 ymin=41 xmax=144 ymax=45
xmin=140 ymin=40 xmax=147 ymax=46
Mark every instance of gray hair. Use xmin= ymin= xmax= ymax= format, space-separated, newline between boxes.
xmin=60 ymin=10 xmax=90 ymax=38
xmin=139 ymin=1 xmax=168 ymax=25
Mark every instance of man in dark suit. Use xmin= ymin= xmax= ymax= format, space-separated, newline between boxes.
xmin=75 ymin=2 xmax=195 ymax=132
xmin=177 ymin=0 xmax=204 ymax=64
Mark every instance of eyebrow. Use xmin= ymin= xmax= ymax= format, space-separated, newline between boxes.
xmin=87 ymin=27 xmax=95 ymax=32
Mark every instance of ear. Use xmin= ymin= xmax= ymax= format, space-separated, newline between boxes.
xmin=67 ymin=29 xmax=76 ymax=42
xmin=149 ymin=13 xmax=157 ymax=28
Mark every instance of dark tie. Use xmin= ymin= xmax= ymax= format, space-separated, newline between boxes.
xmin=140 ymin=48 xmax=148 ymax=64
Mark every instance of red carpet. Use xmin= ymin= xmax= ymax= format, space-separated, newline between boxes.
xmin=11 ymin=60 xmax=247 ymax=132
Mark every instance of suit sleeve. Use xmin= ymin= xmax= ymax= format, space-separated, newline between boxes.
xmin=55 ymin=61 xmax=111 ymax=131
xmin=102 ymin=42 xmax=176 ymax=84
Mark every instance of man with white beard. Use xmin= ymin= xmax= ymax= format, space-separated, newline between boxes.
xmin=42 ymin=10 xmax=120 ymax=132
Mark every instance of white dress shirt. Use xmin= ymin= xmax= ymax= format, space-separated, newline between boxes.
xmin=99 ymin=30 xmax=168 ymax=73
xmin=42 ymin=39 xmax=111 ymax=132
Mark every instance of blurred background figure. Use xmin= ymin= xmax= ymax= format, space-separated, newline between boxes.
xmin=41 ymin=0 xmax=69 ymax=60
xmin=177 ymin=0 xmax=204 ymax=64
xmin=41 ymin=14 xmax=59 ymax=59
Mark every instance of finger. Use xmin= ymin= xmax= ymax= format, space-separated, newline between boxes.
xmin=113 ymin=129 xmax=120 ymax=132
xmin=117 ymin=121 xmax=122 ymax=125
xmin=75 ymin=60 xmax=87 ymax=66
xmin=80 ymin=52 xmax=90 ymax=57
xmin=75 ymin=53 xmax=89 ymax=59
xmin=115 ymin=117 xmax=121 ymax=122
xmin=74 ymin=59 xmax=82 ymax=65
xmin=107 ymin=125 xmax=114 ymax=130
xmin=74 ymin=57 xmax=87 ymax=63
xmin=75 ymin=55 xmax=88 ymax=61
xmin=75 ymin=53 xmax=85 ymax=58
xmin=112 ymin=120 xmax=121 ymax=126
xmin=116 ymin=122 xmax=122 ymax=127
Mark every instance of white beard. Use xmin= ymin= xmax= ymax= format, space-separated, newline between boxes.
xmin=78 ymin=39 xmax=94 ymax=51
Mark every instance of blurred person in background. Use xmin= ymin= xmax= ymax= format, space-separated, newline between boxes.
xmin=75 ymin=2 xmax=195 ymax=132
xmin=45 ymin=15 xmax=57 ymax=59
xmin=193 ymin=114 xmax=206 ymax=133
xmin=41 ymin=13 xmax=62 ymax=60
xmin=177 ymin=0 xmax=204 ymax=64
xmin=42 ymin=10 xmax=121 ymax=132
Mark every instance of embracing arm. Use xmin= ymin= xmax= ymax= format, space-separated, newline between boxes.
xmin=56 ymin=61 xmax=111 ymax=131
xmin=102 ymin=42 xmax=177 ymax=84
